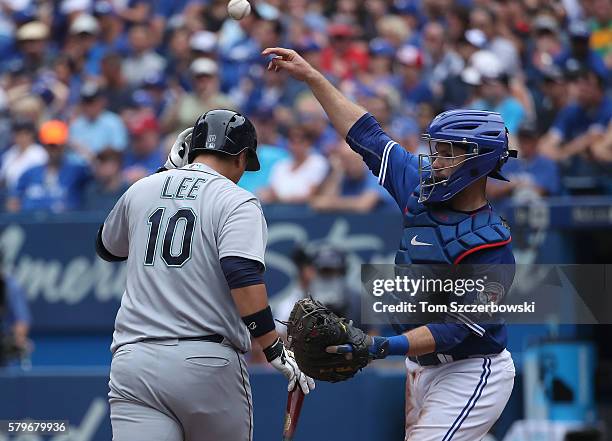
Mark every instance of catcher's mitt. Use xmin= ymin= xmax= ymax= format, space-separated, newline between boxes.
xmin=286 ymin=298 xmax=370 ymax=382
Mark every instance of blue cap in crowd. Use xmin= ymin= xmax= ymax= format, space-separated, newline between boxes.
xmin=369 ymin=38 xmax=396 ymax=57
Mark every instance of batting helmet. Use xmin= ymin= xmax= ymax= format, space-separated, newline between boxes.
xmin=189 ymin=109 xmax=260 ymax=171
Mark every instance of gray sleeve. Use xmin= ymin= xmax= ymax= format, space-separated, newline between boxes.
xmin=101 ymin=192 xmax=130 ymax=258
xmin=218 ymin=200 xmax=267 ymax=266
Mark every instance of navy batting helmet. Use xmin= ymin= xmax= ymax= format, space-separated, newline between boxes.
xmin=189 ymin=109 xmax=260 ymax=171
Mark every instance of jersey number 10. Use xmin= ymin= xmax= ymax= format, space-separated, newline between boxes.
xmin=144 ymin=208 xmax=196 ymax=267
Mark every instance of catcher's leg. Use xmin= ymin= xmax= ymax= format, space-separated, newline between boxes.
xmin=405 ymin=350 xmax=515 ymax=441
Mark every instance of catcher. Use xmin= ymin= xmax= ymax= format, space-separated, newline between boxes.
xmin=267 ymin=47 xmax=516 ymax=441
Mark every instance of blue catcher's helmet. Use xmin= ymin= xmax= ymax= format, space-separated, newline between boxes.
xmin=418 ymin=109 xmax=517 ymax=203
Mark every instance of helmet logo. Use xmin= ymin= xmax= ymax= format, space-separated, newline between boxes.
xmin=207 ymin=134 xmax=216 ymax=148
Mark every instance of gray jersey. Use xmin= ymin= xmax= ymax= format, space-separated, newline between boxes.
xmin=102 ymin=162 xmax=267 ymax=354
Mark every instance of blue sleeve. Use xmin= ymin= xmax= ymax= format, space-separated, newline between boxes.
xmin=551 ymin=105 xmax=575 ymax=141
xmin=345 ymin=113 xmax=420 ymax=210
xmin=5 ymin=277 xmax=31 ymax=325
xmin=502 ymin=99 xmax=525 ymax=134
xmin=11 ymin=168 xmax=31 ymax=199
xmin=110 ymin=116 xmax=128 ymax=151
xmin=220 ymin=256 xmax=264 ymax=289
xmin=426 ymin=323 xmax=472 ymax=352
xmin=532 ymin=158 xmax=560 ymax=195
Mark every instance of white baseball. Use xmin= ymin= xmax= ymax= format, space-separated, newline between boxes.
xmin=227 ymin=0 xmax=251 ymax=20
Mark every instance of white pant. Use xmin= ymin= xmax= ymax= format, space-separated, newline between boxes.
xmin=405 ymin=350 xmax=515 ymax=441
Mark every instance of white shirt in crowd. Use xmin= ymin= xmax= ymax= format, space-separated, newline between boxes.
xmin=0 ymin=143 xmax=48 ymax=189
xmin=269 ymin=154 xmax=329 ymax=201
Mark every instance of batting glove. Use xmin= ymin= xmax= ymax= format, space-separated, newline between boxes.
xmin=164 ymin=127 xmax=193 ymax=170
xmin=264 ymin=338 xmax=315 ymax=394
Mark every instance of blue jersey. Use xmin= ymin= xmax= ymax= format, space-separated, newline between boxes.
xmin=346 ymin=113 xmax=514 ymax=359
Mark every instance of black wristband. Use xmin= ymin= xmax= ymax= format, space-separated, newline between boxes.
xmin=242 ymin=305 xmax=275 ymax=338
xmin=155 ymin=166 xmax=168 ymax=174
xmin=263 ymin=337 xmax=284 ymax=363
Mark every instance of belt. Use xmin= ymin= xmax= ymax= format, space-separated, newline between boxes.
xmin=409 ymin=351 xmax=502 ymax=367
xmin=142 ymin=334 xmax=224 ymax=344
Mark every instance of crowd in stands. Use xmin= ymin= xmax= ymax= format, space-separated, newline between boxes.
xmin=0 ymin=0 xmax=610 ymax=214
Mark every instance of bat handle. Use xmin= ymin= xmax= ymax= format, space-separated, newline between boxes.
xmin=282 ymin=387 xmax=305 ymax=440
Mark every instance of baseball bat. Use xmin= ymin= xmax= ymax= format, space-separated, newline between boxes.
xmin=282 ymin=387 xmax=305 ymax=440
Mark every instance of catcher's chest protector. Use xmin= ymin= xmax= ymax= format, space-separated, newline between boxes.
xmin=395 ymin=191 xmax=511 ymax=265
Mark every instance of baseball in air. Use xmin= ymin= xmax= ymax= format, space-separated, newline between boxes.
xmin=228 ymin=0 xmax=251 ymax=20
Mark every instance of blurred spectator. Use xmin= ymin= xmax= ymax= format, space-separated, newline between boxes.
xmin=311 ymin=140 xmax=392 ymax=213
xmin=526 ymin=15 xmax=564 ymax=85
xmin=14 ymin=21 xmax=52 ymax=74
xmin=395 ymin=45 xmax=433 ymax=115
xmin=122 ymin=24 xmax=166 ymax=87
xmin=585 ymin=0 xmax=611 ymax=67
xmin=0 ymin=270 xmax=31 ymax=365
xmin=238 ymin=111 xmax=290 ymax=195
xmin=554 ymin=22 xmax=609 ymax=82
xmin=69 ymin=82 xmax=128 ymax=157
xmin=294 ymin=95 xmax=338 ymax=153
xmin=93 ymin=1 xmax=126 ymax=56
xmin=346 ymin=38 xmax=396 ymax=99
xmin=8 ymin=120 xmax=91 ymax=213
xmin=470 ymin=7 xmax=520 ymax=75
xmin=488 ymin=125 xmax=561 ymax=200
xmin=274 ymin=243 xmax=317 ymax=326
xmin=439 ymin=30 xmax=483 ymax=110
xmin=163 ymin=58 xmax=235 ymax=134
xmin=123 ymin=113 xmax=165 ymax=184
xmin=470 ymin=71 xmax=526 ymax=134
xmin=534 ymin=66 xmax=569 ymax=134
xmin=421 ymin=22 xmax=463 ymax=89
xmin=538 ymin=70 xmax=611 ymax=166
xmin=308 ymin=246 xmax=359 ymax=320
xmin=321 ymin=23 xmax=369 ymax=80
xmin=84 ymin=148 xmax=129 ymax=211
xmin=164 ymin=26 xmax=192 ymax=89
xmin=139 ymin=72 xmax=176 ymax=119
xmin=0 ymin=119 xmax=47 ymax=190
xmin=259 ymin=124 xmax=329 ymax=204
xmin=99 ymin=52 xmax=132 ymax=114
xmin=66 ymin=14 xmax=103 ymax=77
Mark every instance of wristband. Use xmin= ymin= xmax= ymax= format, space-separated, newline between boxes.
xmin=242 ymin=305 xmax=275 ymax=338
xmin=263 ymin=337 xmax=284 ymax=362
xmin=387 ymin=335 xmax=410 ymax=356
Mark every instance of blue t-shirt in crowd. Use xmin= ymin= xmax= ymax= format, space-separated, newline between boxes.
xmin=12 ymin=160 xmax=91 ymax=212
xmin=238 ymin=145 xmax=290 ymax=194
xmin=340 ymin=170 xmax=395 ymax=208
xmin=123 ymin=148 xmax=165 ymax=175
xmin=345 ymin=113 xmax=514 ymax=358
xmin=69 ymin=111 xmax=128 ymax=154
xmin=471 ymin=97 xmax=525 ymax=134
xmin=502 ymin=154 xmax=561 ymax=195
xmin=551 ymin=96 xmax=612 ymax=141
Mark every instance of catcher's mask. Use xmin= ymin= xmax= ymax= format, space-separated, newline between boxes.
xmin=418 ymin=110 xmax=517 ymax=204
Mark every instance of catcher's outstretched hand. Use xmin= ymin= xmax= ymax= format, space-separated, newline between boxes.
xmin=261 ymin=47 xmax=318 ymax=82
xmin=265 ymin=338 xmax=315 ymax=394
xmin=164 ymin=127 xmax=193 ymax=170
xmin=327 ymin=336 xmax=390 ymax=360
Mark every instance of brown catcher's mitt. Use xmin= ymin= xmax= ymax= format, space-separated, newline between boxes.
xmin=285 ymin=298 xmax=370 ymax=382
